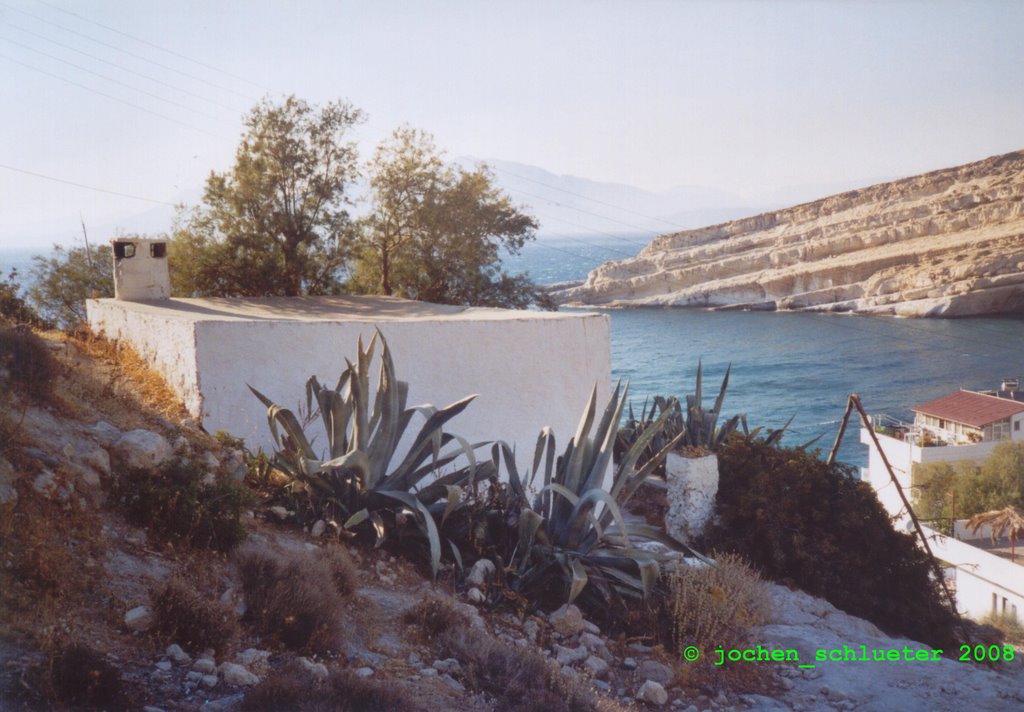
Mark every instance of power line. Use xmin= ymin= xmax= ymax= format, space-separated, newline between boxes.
xmin=505 ymin=183 xmax=660 ymax=242
xmin=7 ymin=21 xmax=243 ymax=114
xmin=0 ymin=35 xmax=236 ymax=125
xmin=36 ymin=0 xmax=267 ymax=91
xmin=0 ymin=51 xmax=228 ymax=139
xmin=0 ymin=162 xmax=178 ymax=206
xmin=0 ymin=1 xmax=258 ymax=102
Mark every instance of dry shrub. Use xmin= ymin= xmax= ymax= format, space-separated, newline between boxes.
xmin=981 ymin=611 xmax=1024 ymax=646
xmin=49 ymin=643 xmax=123 ymax=707
xmin=401 ymin=597 xmax=470 ymax=644
xmin=152 ymin=575 xmax=237 ymax=654
xmin=402 ymin=596 xmax=621 ymax=710
xmin=237 ymin=545 xmax=355 ymax=653
xmin=0 ymin=490 xmax=101 ymax=617
xmin=0 ymin=324 xmax=57 ymax=401
xmin=323 ymin=544 xmax=358 ymax=597
xmin=111 ymin=458 xmax=248 ymax=552
xmin=242 ymin=668 xmax=421 ymax=712
xmin=66 ymin=328 xmax=186 ymax=420
xmin=667 ymin=553 xmax=771 ymax=655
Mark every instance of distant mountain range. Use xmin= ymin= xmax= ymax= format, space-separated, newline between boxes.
xmin=455 ymin=158 xmax=757 ymax=239
xmin=7 ymin=157 xmax=893 ymax=250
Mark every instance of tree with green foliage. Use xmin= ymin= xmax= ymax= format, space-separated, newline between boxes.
xmin=171 ymin=95 xmax=363 ymax=297
xmin=0 ymin=269 xmax=46 ymax=327
xmin=913 ymin=442 xmax=1024 ymax=525
xmin=28 ymin=244 xmax=113 ymax=329
xmin=353 ymin=126 xmax=552 ymax=309
xmin=705 ymin=434 xmax=959 ymax=650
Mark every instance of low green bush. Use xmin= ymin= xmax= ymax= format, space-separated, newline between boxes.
xmin=704 ymin=434 xmax=959 ymax=651
xmin=111 ymin=458 xmax=248 ymax=551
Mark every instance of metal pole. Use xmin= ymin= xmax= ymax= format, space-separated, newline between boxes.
xmin=848 ymin=394 xmax=970 ymax=643
xmin=827 ymin=394 xmax=855 ymax=466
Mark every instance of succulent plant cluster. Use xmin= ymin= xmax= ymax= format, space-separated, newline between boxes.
xmin=250 ymin=330 xmax=703 ymax=614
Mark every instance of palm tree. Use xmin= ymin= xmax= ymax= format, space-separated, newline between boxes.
xmin=967 ymin=505 xmax=1024 ymax=563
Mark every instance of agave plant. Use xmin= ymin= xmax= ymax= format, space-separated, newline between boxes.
xmin=503 ymin=381 xmax=709 ymax=610
xmin=682 ymin=360 xmax=740 ymax=451
xmin=249 ymin=330 xmax=487 ymax=576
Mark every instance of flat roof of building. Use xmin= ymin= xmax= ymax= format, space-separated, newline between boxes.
xmin=89 ymin=296 xmax=601 ymax=323
xmin=913 ymin=389 xmax=1024 ymax=428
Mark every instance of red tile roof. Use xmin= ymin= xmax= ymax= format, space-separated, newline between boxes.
xmin=913 ymin=390 xmax=1024 ymax=428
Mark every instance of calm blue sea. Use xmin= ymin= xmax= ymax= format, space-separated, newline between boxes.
xmin=505 ymin=237 xmax=1024 ymax=468
xmin=6 ymin=241 xmax=1023 ymax=468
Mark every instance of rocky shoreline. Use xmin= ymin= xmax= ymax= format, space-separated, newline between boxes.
xmin=550 ymin=150 xmax=1024 ymax=318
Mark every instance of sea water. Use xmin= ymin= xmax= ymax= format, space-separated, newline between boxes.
xmin=506 ymin=237 xmax=1024 ymax=467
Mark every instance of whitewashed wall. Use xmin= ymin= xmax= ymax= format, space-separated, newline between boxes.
xmin=88 ymin=298 xmax=611 ymax=476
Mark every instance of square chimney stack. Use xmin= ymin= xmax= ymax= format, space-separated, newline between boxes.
xmin=112 ymin=238 xmax=170 ymax=301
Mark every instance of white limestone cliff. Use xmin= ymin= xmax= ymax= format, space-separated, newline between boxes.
xmin=551 ymin=150 xmax=1024 ymax=317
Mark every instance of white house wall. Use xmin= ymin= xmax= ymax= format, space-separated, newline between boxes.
xmin=923 ymin=525 xmax=1024 ymax=621
xmin=86 ymin=297 xmax=612 ymax=478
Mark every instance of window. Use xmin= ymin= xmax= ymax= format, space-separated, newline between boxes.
xmin=113 ymin=241 xmax=136 ymax=259
xmin=1016 ymin=420 xmax=1021 ymax=432
xmin=149 ymin=242 xmax=167 ymax=258
xmin=993 ymin=593 xmax=998 ymax=611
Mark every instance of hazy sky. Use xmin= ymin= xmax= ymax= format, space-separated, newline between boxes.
xmin=2 ymin=0 xmax=1023 ymax=249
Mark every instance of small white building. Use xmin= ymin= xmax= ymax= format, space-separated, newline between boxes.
xmin=861 ymin=382 xmax=1024 ymax=623
xmin=87 ymin=238 xmax=612 ymax=475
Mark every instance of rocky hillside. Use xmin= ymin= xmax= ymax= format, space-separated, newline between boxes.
xmin=2 ymin=328 xmax=1023 ymax=711
xmin=551 ymin=150 xmax=1024 ymax=317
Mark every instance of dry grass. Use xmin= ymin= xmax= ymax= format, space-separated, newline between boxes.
xmin=242 ymin=668 xmax=422 ymax=712
xmin=0 ymin=489 xmax=104 ymax=621
xmin=152 ymin=575 xmax=238 ymax=655
xmin=236 ymin=544 xmax=356 ymax=653
xmin=668 ymin=554 xmax=771 ymax=654
xmin=63 ymin=327 xmax=187 ymax=422
xmin=666 ymin=553 xmax=775 ymax=693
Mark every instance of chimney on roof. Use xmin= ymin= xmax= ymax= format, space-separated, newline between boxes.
xmin=111 ymin=238 xmax=170 ymax=301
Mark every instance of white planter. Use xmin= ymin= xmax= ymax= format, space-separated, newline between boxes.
xmin=665 ymin=452 xmax=719 ymax=542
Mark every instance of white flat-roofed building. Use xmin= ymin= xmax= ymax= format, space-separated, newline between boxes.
xmin=861 ymin=382 xmax=1024 ymax=624
xmin=87 ymin=238 xmax=612 ymax=476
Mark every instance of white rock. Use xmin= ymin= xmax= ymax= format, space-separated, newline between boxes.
xmin=166 ymin=644 xmax=192 ymax=665
xmin=549 ymin=604 xmax=585 ymax=636
xmin=155 ymin=660 xmax=172 ymax=672
xmin=32 ymin=468 xmax=58 ymax=496
xmin=354 ymin=666 xmax=374 ymax=678
xmin=585 ymin=655 xmax=610 ymax=679
xmin=201 ymin=674 xmax=219 ymax=689
xmin=637 ymin=680 xmax=668 ymax=706
xmin=91 ymin=421 xmax=122 ymax=447
xmin=311 ymin=519 xmax=327 ymax=537
xmin=466 ymin=558 xmax=496 ymax=587
xmin=192 ymin=658 xmax=217 ymax=675
xmin=112 ymin=429 xmax=173 ymax=470
xmin=467 ymin=587 xmax=485 ymax=604
xmin=296 ymin=656 xmax=329 ymax=680
xmin=432 ymin=658 xmax=461 ymax=674
xmin=269 ymin=506 xmax=289 ymax=521
xmin=665 ymin=453 xmax=718 ymax=542
xmin=623 ymin=657 xmax=638 ymax=670
xmin=236 ymin=648 xmax=271 ymax=674
xmin=554 ymin=644 xmax=588 ymax=666
xmin=220 ymin=662 xmax=259 ymax=686
xmin=637 ymin=660 xmax=675 ymax=686
xmin=124 ymin=605 xmax=154 ymax=632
